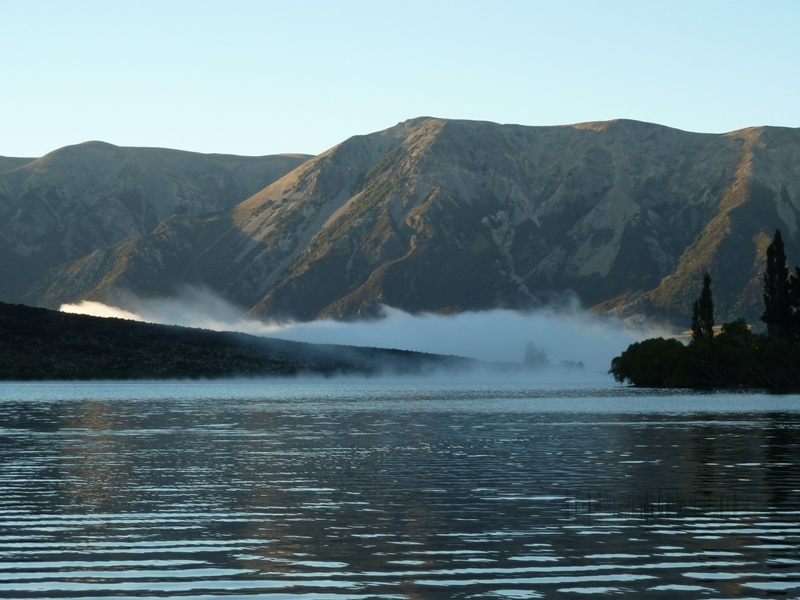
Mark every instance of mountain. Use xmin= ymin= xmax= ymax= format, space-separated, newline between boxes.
xmin=3 ymin=118 xmax=800 ymax=328
xmin=0 ymin=156 xmax=34 ymax=172
xmin=0 ymin=142 xmax=310 ymax=301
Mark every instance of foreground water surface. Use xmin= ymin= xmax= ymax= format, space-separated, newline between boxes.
xmin=1 ymin=379 xmax=800 ymax=599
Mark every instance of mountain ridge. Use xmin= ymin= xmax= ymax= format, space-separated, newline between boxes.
xmin=0 ymin=143 xmax=311 ymax=303
xmin=3 ymin=118 xmax=799 ymax=328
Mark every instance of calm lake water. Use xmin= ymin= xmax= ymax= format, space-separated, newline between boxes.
xmin=1 ymin=378 xmax=800 ymax=599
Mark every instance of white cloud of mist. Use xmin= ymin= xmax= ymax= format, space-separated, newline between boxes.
xmin=60 ymin=301 xmax=143 ymax=321
xmin=59 ymin=287 xmax=669 ymax=377
xmin=265 ymin=306 xmax=665 ymax=374
xmin=60 ymin=287 xmax=247 ymax=330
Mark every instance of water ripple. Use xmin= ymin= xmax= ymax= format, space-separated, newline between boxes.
xmin=2 ymin=381 xmax=800 ymax=598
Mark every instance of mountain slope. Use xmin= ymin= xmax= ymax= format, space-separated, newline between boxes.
xmin=0 ymin=302 xmax=474 ymax=380
xmin=0 ymin=156 xmax=34 ymax=173
xmin=6 ymin=119 xmax=800 ymax=327
xmin=0 ymin=142 xmax=310 ymax=302
xmin=245 ymin=118 xmax=747 ymax=320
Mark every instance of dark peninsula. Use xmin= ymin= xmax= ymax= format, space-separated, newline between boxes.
xmin=0 ymin=302 xmax=475 ymax=380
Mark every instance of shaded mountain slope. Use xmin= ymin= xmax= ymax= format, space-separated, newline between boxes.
xmin=0 ymin=156 xmax=34 ymax=173
xmin=0 ymin=142 xmax=310 ymax=301
xmin=0 ymin=302 xmax=474 ymax=380
xmin=6 ymin=118 xmax=800 ymax=327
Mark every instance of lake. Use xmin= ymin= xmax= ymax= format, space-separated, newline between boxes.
xmin=1 ymin=378 xmax=800 ymax=599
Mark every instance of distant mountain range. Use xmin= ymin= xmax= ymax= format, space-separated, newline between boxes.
xmin=2 ymin=117 xmax=799 ymax=328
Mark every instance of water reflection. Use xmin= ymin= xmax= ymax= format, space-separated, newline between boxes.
xmin=1 ymin=381 xmax=800 ymax=598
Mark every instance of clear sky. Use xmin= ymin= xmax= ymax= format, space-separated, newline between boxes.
xmin=2 ymin=0 xmax=798 ymax=158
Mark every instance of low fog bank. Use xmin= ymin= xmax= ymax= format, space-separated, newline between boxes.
xmin=267 ymin=307 xmax=668 ymax=377
xmin=60 ymin=288 xmax=668 ymax=379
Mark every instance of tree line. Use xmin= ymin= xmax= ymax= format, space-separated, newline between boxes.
xmin=610 ymin=229 xmax=800 ymax=389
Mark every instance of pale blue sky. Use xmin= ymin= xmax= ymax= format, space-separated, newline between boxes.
xmin=1 ymin=0 xmax=798 ymax=158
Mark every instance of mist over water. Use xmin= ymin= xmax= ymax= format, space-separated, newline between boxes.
xmin=60 ymin=288 xmax=669 ymax=376
xmin=266 ymin=306 xmax=660 ymax=374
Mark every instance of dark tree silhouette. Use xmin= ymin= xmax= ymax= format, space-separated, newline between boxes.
xmin=789 ymin=266 xmax=800 ymax=339
xmin=691 ymin=271 xmax=715 ymax=342
xmin=762 ymin=229 xmax=793 ymax=340
xmin=609 ymin=337 xmax=690 ymax=387
xmin=610 ymin=228 xmax=800 ymax=390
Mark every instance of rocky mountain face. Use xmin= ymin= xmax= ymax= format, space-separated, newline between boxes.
xmin=0 ymin=143 xmax=309 ymax=301
xmin=3 ymin=119 xmax=800 ymax=328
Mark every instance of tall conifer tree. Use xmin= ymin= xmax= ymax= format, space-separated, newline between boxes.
xmin=691 ymin=271 xmax=715 ymax=342
xmin=789 ymin=266 xmax=800 ymax=340
xmin=762 ymin=229 xmax=793 ymax=340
